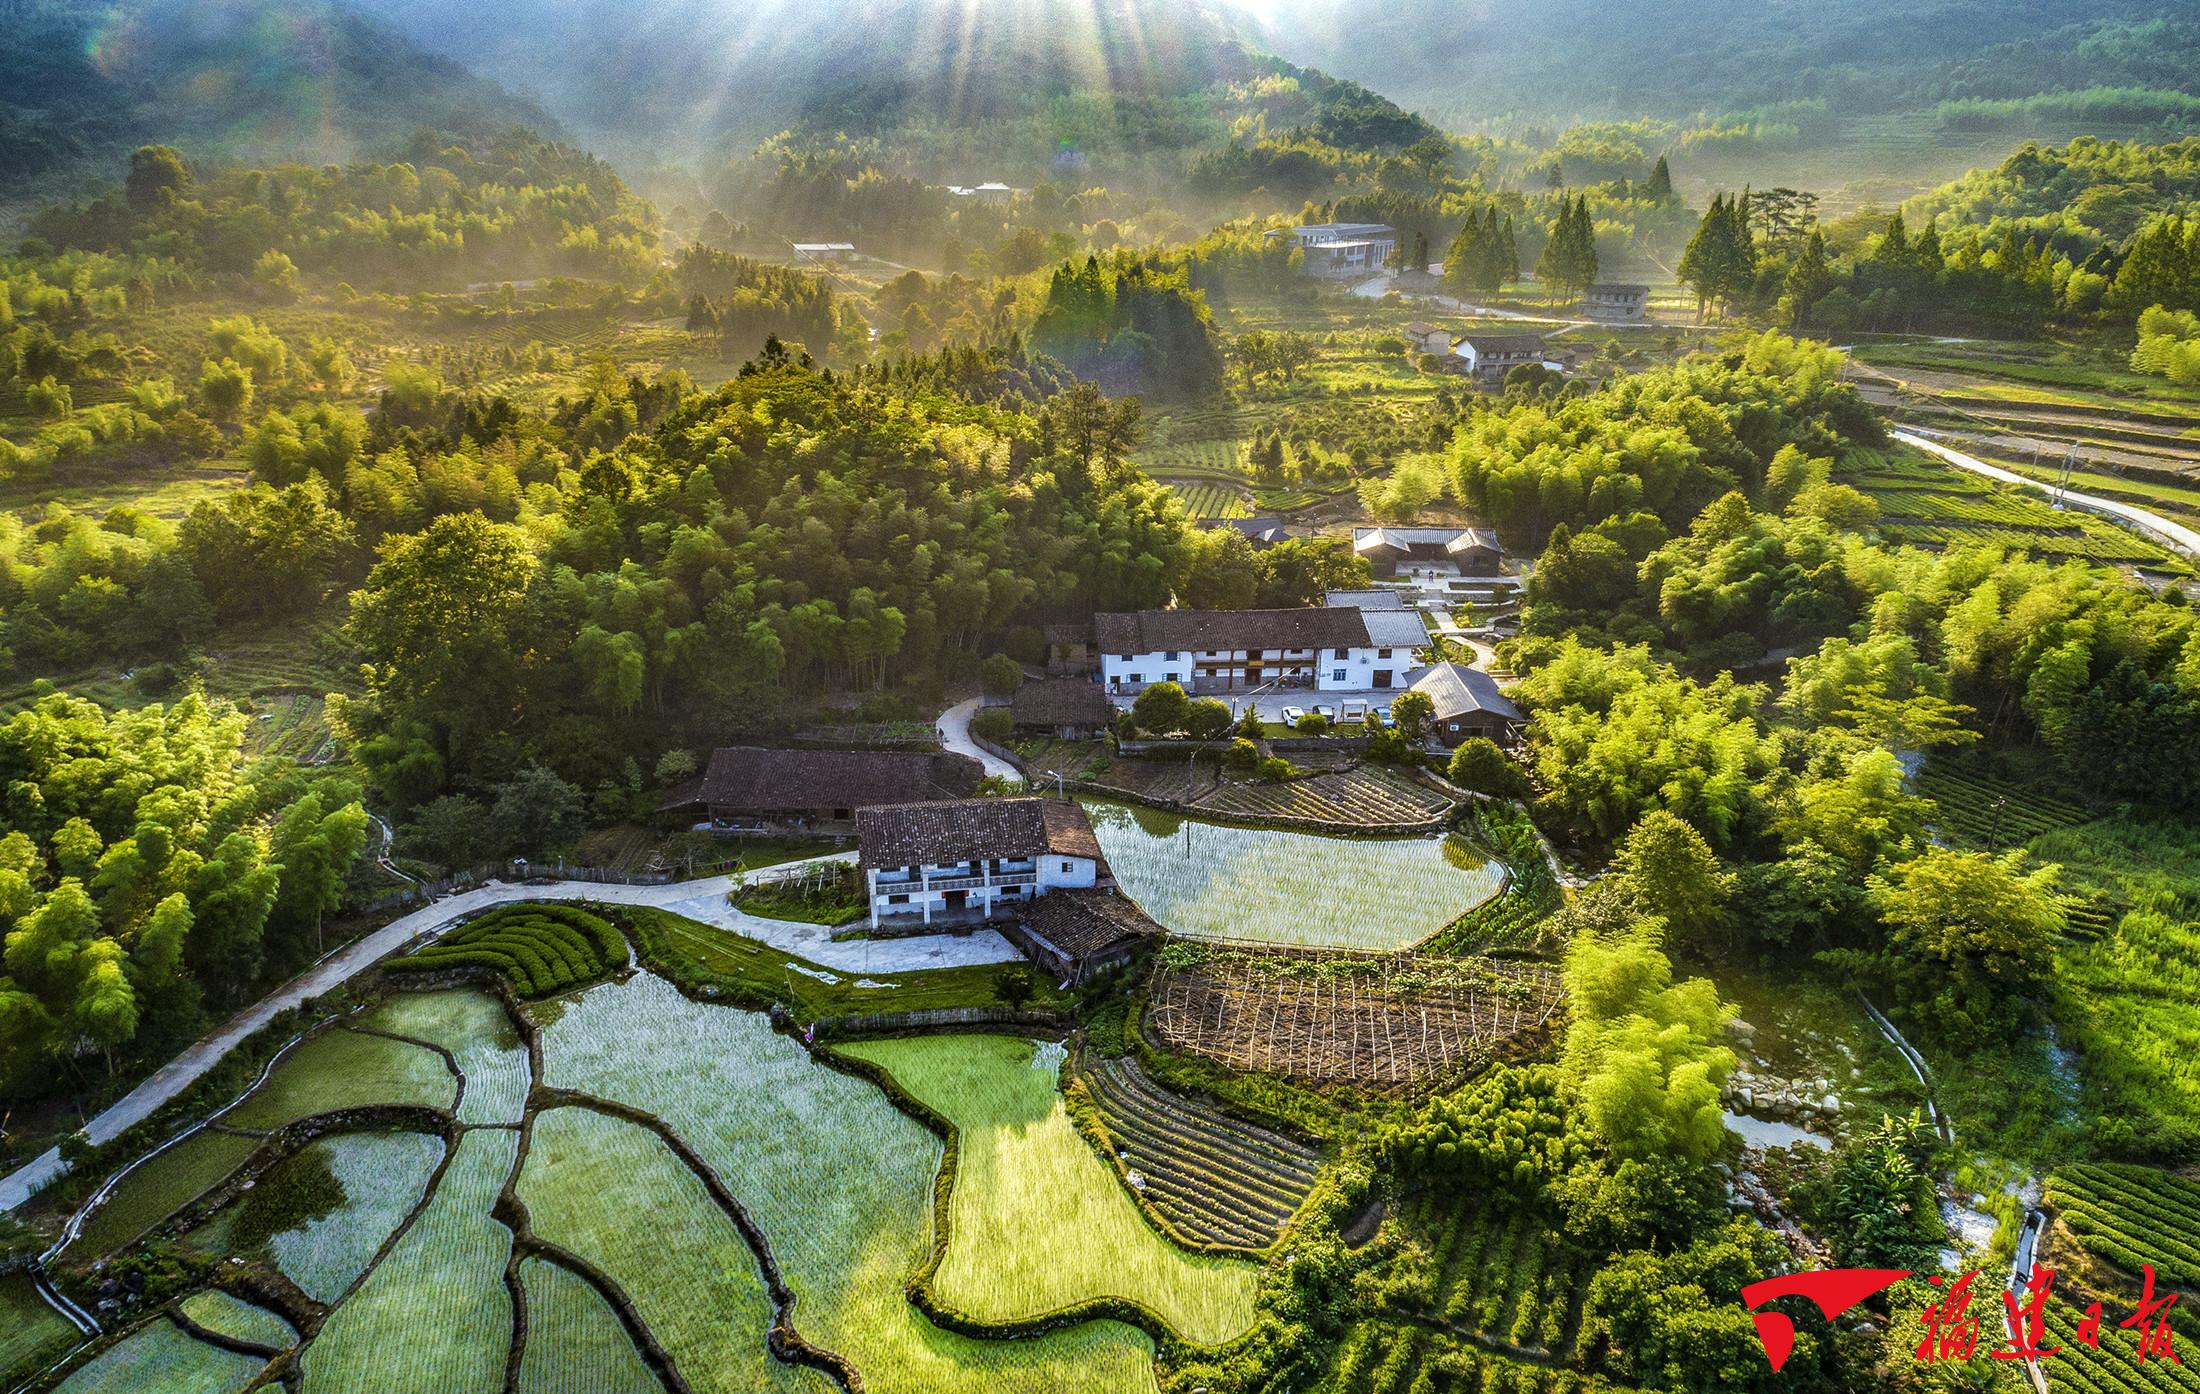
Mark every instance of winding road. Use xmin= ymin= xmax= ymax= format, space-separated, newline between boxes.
xmin=0 ymin=855 xmax=1016 ymax=1213
xmin=937 ymin=696 xmax=1023 ymax=782
xmin=1893 ymin=428 xmax=2200 ymax=563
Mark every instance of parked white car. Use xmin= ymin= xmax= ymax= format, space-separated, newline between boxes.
xmin=1281 ymin=705 xmax=1306 ymax=727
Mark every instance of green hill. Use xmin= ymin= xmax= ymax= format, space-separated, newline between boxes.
xmin=0 ymin=0 xmax=556 ymax=200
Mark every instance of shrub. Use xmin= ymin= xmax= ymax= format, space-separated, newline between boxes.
xmin=970 ymin=706 xmax=1015 ymax=743
xmin=1224 ymin=737 xmax=1260 ymax=770
xmin=1447 ymin=738 xmax=1530 ymax=798
xmin=1256 ymin=756 xmax=1296 ymax=782
xmin=1294 ymin=712 xmax=1331 ymax=736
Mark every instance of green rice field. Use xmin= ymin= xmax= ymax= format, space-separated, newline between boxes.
xmin=361 ymin=990 xmax=531 ymax=1124
xmin=220 ymin=1026 xmax=456 ymax=1131
xmin=519 ymin=1106 xmax=810 ymax=1394
xmin=299 ymin=1129 xmax=518 ymax=1394
xmin=176 ymin=1290 xmax=297 ymax=1351
xmin=53 ymin=1320 xmax=265 ymax=1394
xmin=516 ymin=1256 xmax=669 ymax=1394
xmin=537 ymin=972 xmax=1164 ymax=1394
xmin=67 ymin=1127 xmax=262 ymax=1261
xmin=184 ymin=1130 xmax=447 ymax=1303
xmin=0 ymin=1273 xmax=76 ymax=1383
xmin=1081 ymin=800 xmax=1506 ymax=950
xmin=839 ymin=1035 xmax=1260 ymax=1345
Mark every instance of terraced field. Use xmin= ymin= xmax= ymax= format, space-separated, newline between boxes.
xmin=836 ymin=1035 xmax=1261 ymax=1345
xmin=1839 ymin=448 xmax=2191 ymax=572
xmin=176 ymin=1290 xmax=296 ymax=1351
xmin=2041 ymin=1297 xmax=2200 ymax=1394
xmin=52 ymin=1319 xmax=266 ymax=1394
xmin=299 ymin=1129 xmax=518 ymax=1394
xmin=1915 ymin=762 xmax=2095 ymax=848
xmin=2047 ymin=1163 xmax=2200 ymax=1289
xmin=221 ymin=1026 xmax=457 ymax=1131
xmin=1314 ymin=1320 xmax=1594 ymax=1394
xmin=518 ymin=1107 xmax=807 ymax=1394
xmin=516 ymin=1257 xmax=669 ymax=1394
xmin=0 ymin=1273 xmax=76 ymax=1385
xmin=1078 ymin=1055 xmax=1322 ymax=1249
xmin=1159 ymin=477 xmax=1253 ymax=519
xmin=67 ymin=1127 xmax=263 ymax=1261
xmin=361 ymin=990 xmax=531 ymax=1124
xmin=183 ymin=1131 xmax=446 ymax=1302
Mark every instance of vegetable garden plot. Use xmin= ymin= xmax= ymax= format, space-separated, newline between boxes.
xmin=1078 ymin=1055 xmax=1322 ymax=1249
xmin=1914 ymin=763 xmax=2094 ymax=846
xmin=1315 ymin=1319 xmax=1589 ymax=1394
xmin=300 ymin=1130 xmax=517 ymax=1394
xmin=176 ymin=1290 xmax=295 ymax=1351
xmin=68 ymin=1128 xmax=261 ymax=1261
xmin=220 ymin=1027 xmax=456 ymax=1131
xmin=1145 ymin=947 xmax=1563 ymax=1088
xmin=185 ymin=1131 xmax=446 ymax=1303
xmin=1388 ymin=1193 xmax=1593 ymax=1356
xmin=362 ymin=990 xmax=532 ymax=1124
xmin=538 ymin=973 xmax=1164 ymax=1394
xmin=1081 ymin=801 xmax=1505 ymax=951
xmin=838 ymin=1035 xmax=1260 ymax=1345
xmin=516 ymin=1256 xmax=668 ymax=1394
xmin=53 ymin=1319 xmax=264 ymax=1394
xmin=518 ymin=1106 xmax=806 ymax=1394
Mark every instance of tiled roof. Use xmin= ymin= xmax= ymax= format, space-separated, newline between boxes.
xmin=661 ymin=746 xmax=981 ymax=814
xmin=1358 ymin=609 xmax=1432 ymax=649
xmin=1043 ymin=623 xmax=1092 ymax=645
xmin=1093 ymin=607 xmax=1371 ymax=655
xmin=1011 ymin=679 xmax=1114 ymax=727
xmin=858 ymin=798 xmax=1100 ymax=869
xmin=1352 ymin=527 xmax=1502 ymax=557
xmin=1457 ymin=333 xmax=1547 ymax=355
xmin=1324 ymin=589 xmax=1408 ymax=610
xmin=1019 ymin=889 xmax=1160 ymax=961
xmin=1408 ymin=662 xmax=1525 ymax=722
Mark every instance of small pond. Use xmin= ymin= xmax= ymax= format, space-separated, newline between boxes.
xmin=1081 ymin=798 xmax=1507 ymax=951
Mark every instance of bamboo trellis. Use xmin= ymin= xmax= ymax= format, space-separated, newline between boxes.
xmin=1145 ymin=948 xmax=1562 ymax=1088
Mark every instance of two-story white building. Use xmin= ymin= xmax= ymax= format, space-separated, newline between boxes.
xmin=1266 ymin=223 xmax=1399 ymax=278
xmin=858 ymin=797 xmax=1107 ymax=930
xmin=1093 ymin=606 xmax=1421 ymax=695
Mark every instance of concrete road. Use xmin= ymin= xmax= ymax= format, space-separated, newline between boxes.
xmin=1895 ymin=429 xmax=2200 ymax=563
xmin=938 ymin=696 xmax=1022 ymax=782
xmin=0 ymin=855 xmax=1015 ymax=1212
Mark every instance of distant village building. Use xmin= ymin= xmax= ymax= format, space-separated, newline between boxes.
xmin=1094 ymin=605 xmax=1422 ymax=694
xmin=1268 ymin=223 xmax=1398 ymax=278
xmin=1351 ymin=526 xmax=1503 ymax=578
xmin=661 ymin=747 xmax=981 ymax=834
xmin=1007 ymin=888 xmax=1162 ymax=985
xmin=1403 ymin=321 xmax=1451 ymax=357
xmin=858 ymin=797 xmax=1106 ymax=930
xmin=1408 ymin=662 xmax=1526 ymax=747
xmin=791 ymin=242 xmax=857 ymax=266
xmin=1011 ymin=678 xmax=1115 ymax=740
xmin=1583 ymin=283 xmax=1649 ymax=321
xmin=1448 ymin=334 xmax=1553 ymax=384
xmin=946 ymin=182 xmax=1018 ymax=202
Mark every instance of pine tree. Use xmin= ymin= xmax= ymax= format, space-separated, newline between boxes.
xmin=1646 ymin=155 xmax=1675 ymax=204
xmin=1679 ymin=194 xmax=1729 ymax=320
xmin=1784 ymin=230 xmax=1832 ymax=330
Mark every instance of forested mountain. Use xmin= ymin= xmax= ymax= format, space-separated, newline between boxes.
xmin=0 ymin=0 xmax=555 ymax=199
xmin=1239 ymin=0 xmax=2200 ymax=128
xmin=341 ymin=0 xmax=1433 ymax=177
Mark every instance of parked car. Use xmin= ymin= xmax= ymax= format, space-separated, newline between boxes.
xmin=1373 ymin=705 xmax=1393 ymax=727
xmin=1314 ymin=704 xmax=1337 ymax=723
xmin=1281 ymin=705 xmax=1306 ymax=727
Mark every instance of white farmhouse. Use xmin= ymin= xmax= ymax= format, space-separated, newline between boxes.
xmin=1265 ymin=223 xmax=1398 ymax=278
xmin=1093 ymin=606 xmax=1422 ymax=695
xmin=858 ymin=797 xmax=1106 ymax=930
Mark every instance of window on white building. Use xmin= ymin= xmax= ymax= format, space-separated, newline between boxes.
xmin=1333 ymin=668 xmax=1347 ymax=682
xmin=1060 ymin=860 xmax=1074 ymax=872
